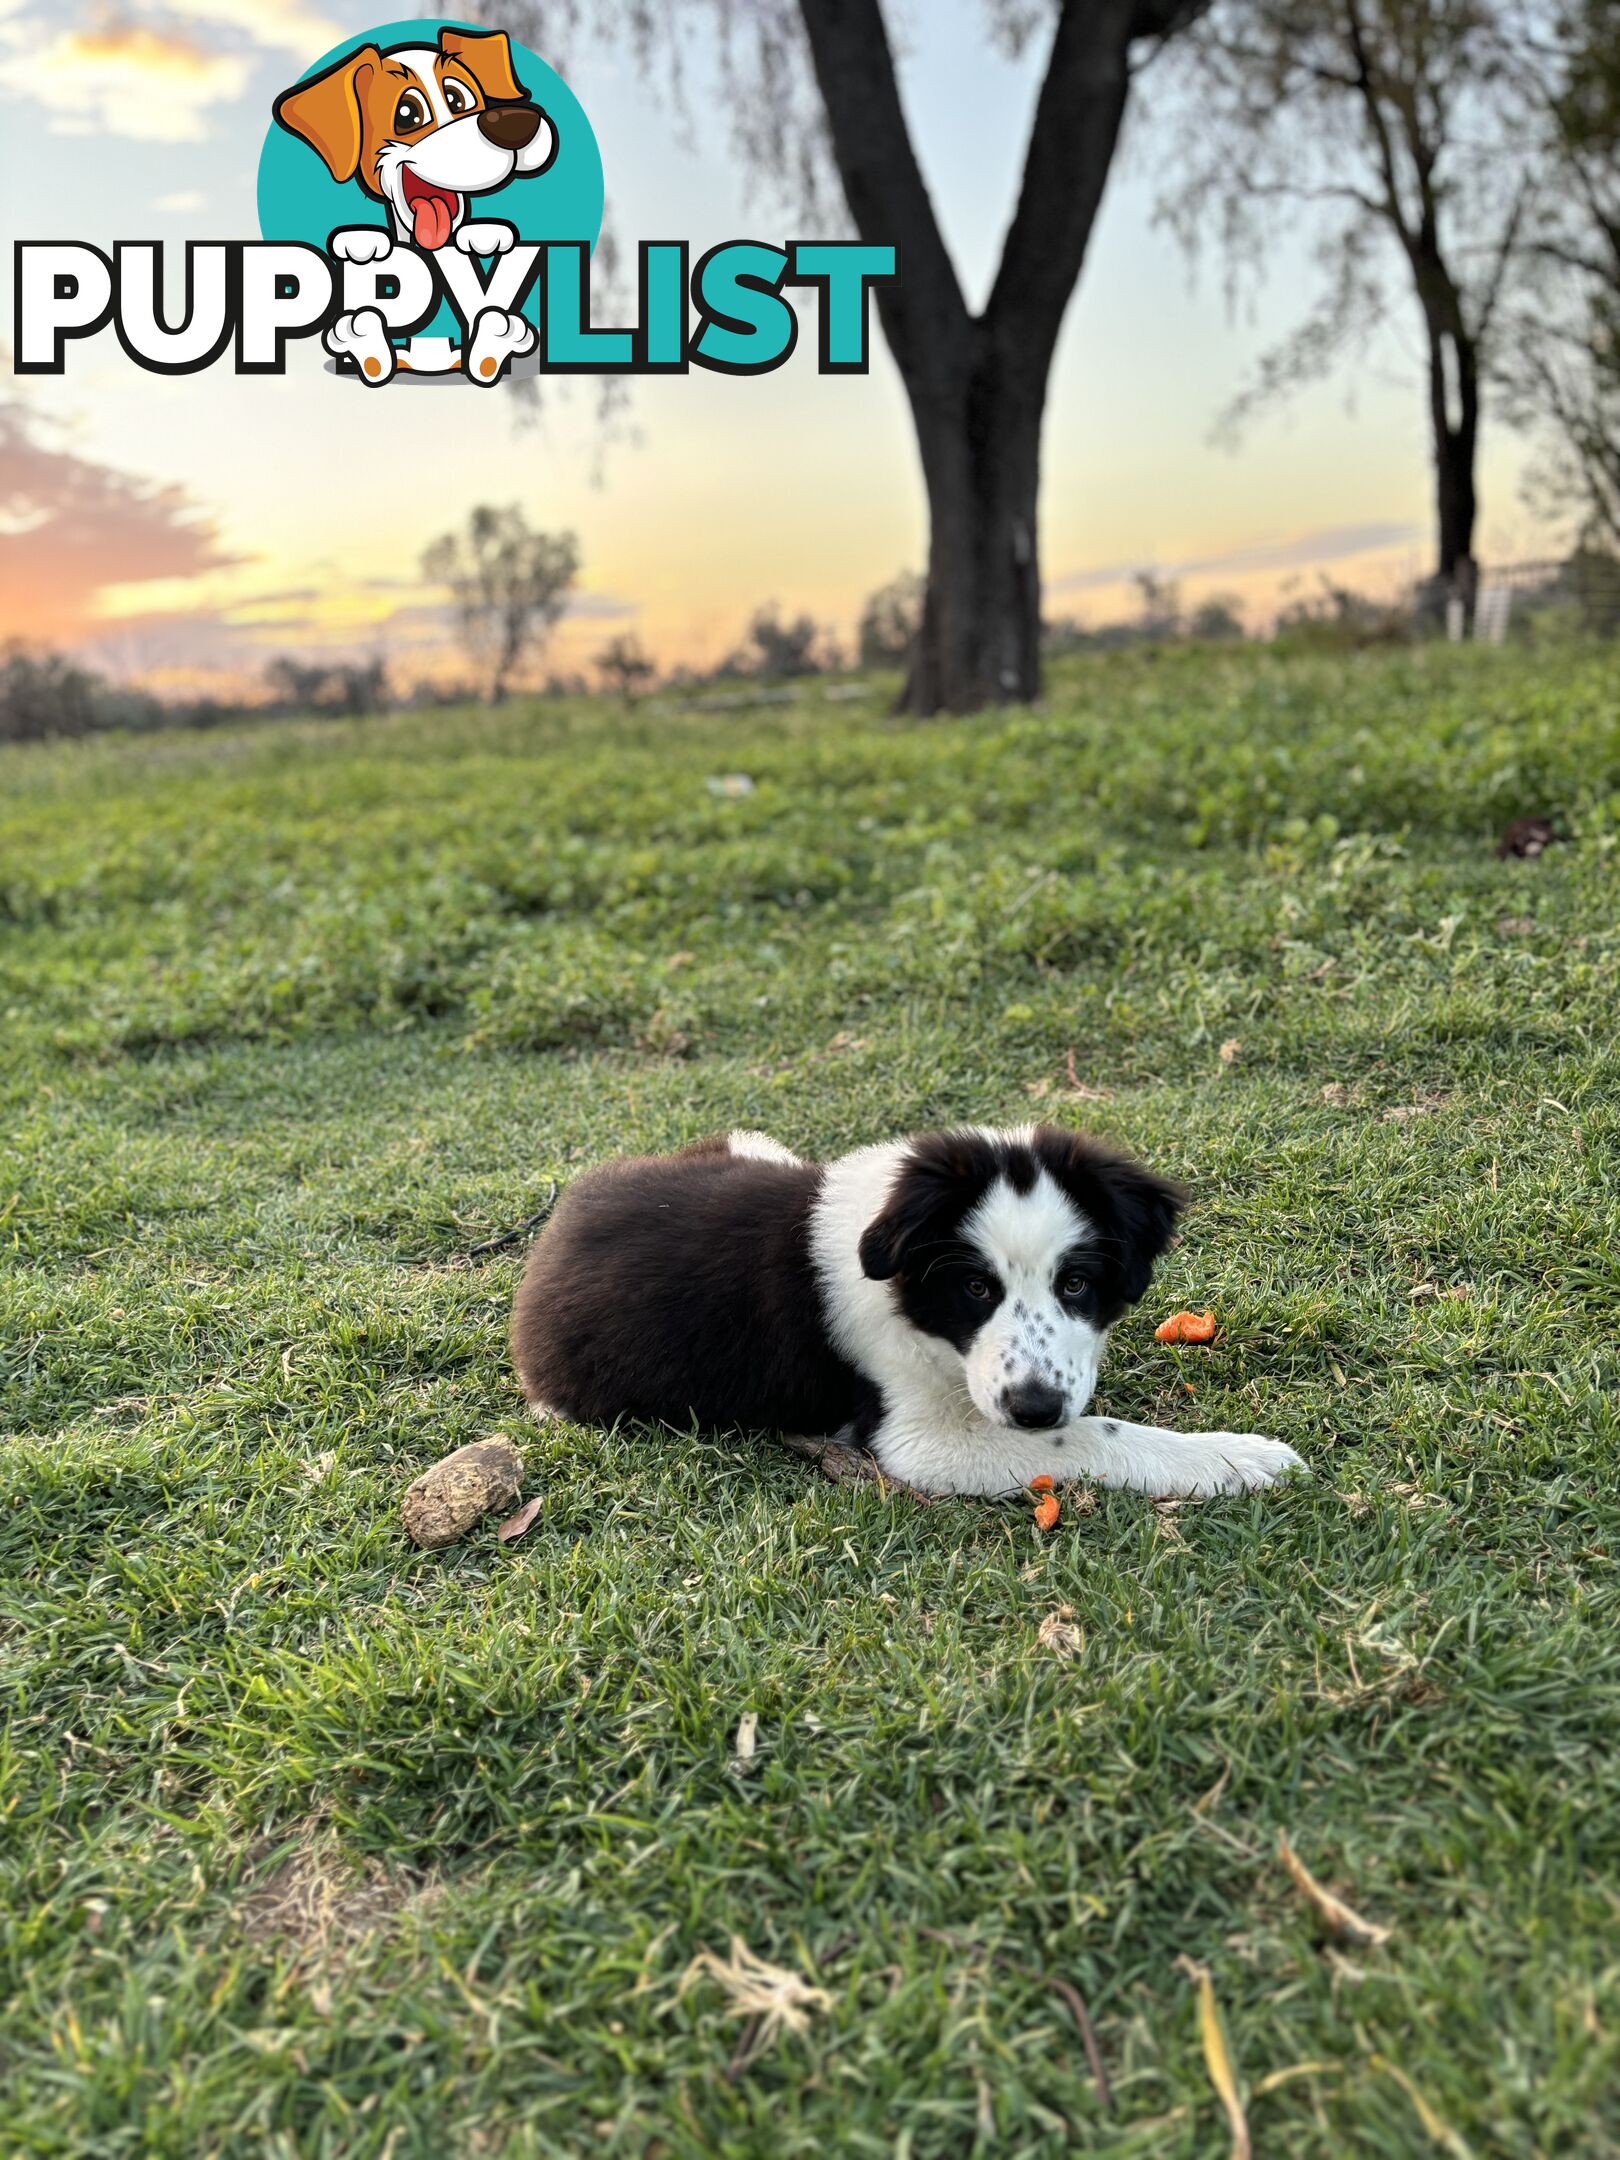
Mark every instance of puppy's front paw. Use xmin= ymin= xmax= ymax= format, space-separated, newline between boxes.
xmin=457 ymin=220 xmax=517 ymax=257
xmin=464 ymin=307 xmax=536 ymax=384
xmin=1204 ymin=1434 xmax=1307 ymax=1493
xmin=331 ymin=226 xmax=393 ymax=265
xmin=323 ymin=307 xmax=395 ymax=384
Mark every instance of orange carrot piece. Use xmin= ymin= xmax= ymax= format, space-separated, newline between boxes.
xmin=1155 ymin=1309 xmax=1218 ymax=1345
xmin=1033 ymin=1493 xmax=1061 ymax=1531
xmin=1028 ymin=1474 xmax=1055 ymax=1493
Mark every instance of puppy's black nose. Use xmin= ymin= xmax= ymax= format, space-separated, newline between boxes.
xmin=479 ymin=104 xmax=542 ymax=149
xmin=1003 ymin=1379 xmax=1066 ymax=1430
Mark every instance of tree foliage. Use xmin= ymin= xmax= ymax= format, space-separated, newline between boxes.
xmin=593 ymin=631 xmax=656 ymax=702
xmin=718 ymin=603 xmax=832 ymax=683
xmin=1502 ymin=0 xmax=1620 ymax=548
xmin=421 ymin=506 xmax=580 ymax=705
xmin=263 ymin=656 xmax=389 ymax=718
xmin=0 ymin=645 xmax=103 ymax=742
xmin=1155 ymin=0 xmax=1546 ymax=602
xmin=857 ymin=571 xmax=924 ymax=669
xmin=0 ymin=644 xmax=165 ymax=742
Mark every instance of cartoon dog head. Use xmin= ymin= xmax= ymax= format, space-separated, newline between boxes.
xmin=274 ymin=27 xmax=556 ymax=252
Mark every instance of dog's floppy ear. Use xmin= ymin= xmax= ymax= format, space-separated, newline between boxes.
xmin=857 ymin=1181 xmax=928 ymax=1282
xmin=1084 ymin=1148 xmax=1187 ymax=1304
xmin=858 ymin=1133 xmax=990 ymax=1282
xmin=1032 ymin=1126 xmax=1186 ymax=1305
xmin=440 ymin=26 xmax=529 ymax=103
xmin=273 ymin=46 xmax=380 ymax=184
xmin=1101 ymin=1158 xmax=1186 ymax=1303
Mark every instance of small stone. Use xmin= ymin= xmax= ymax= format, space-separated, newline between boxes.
xmin=401 ymin=1437 xmax=523 ymax=1550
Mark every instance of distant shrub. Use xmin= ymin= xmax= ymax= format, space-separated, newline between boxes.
xmin=264 ymin=656 xmax=390 ymax=718
xmin=593 ymin=633 xmax=656 ymax=703
xmin=0 ymin=643 xmax=163 ymax=742
xmin=1187 ymin=593 xmax=1247 ymax=642
xmin=1270 ymin=578 xmax=1411 ymax=652
xmin=1044 ymin=583 xmax=1244 ymax=652
xmin=857 ymin=572 xmax=924 ymax=668
xmin=1501 ymin=548 xmax=1620 ymax=640
xmin=714 ymin=603 xmax=836 ymax=683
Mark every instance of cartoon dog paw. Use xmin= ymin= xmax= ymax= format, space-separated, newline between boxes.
xmin=464 ymin=307 xmax=536 ymax=385
xmin=324 ymin=306 xmax=395 ymax=385
xmin=330 ymin=226 xmax=394 ymax=265
xmin=456 ymin=221 xmax=518 ymax=258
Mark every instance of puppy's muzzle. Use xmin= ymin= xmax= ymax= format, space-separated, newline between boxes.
xmin=479 ymin=104 xmax=543 ymax=150
xmin=1002 ymin=1378 xmax=1067 ymax=1431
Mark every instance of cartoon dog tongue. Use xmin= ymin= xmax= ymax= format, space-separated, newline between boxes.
xmin=402 ymin=174 xmax=456 ymax=250
xmin=411 ymin=187 xmax=455 ymax=251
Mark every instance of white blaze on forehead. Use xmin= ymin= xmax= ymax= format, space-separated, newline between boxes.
xmin=962 ymin=1170 xmax=1090 ymax=1283
xmin=957 ymin=1167 xmax=1103 ymax=1427
xmin=394 ymin=50 xmax=451 ymax=127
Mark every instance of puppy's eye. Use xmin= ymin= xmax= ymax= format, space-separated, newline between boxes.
xmin=964 ymin=1276 xmax=993 ymax=1301
xmin=394 ymin=90 xmax=430 ymax=132
xmin=1058 ymin=1271 xmax=1091 ymax=1300
xmin=443 ymin=78 xmax=476 ymax=115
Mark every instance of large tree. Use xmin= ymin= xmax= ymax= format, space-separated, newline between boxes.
xmin=1503 ymin=0 xmax=1620 ymax=549
xmin=475 ymin=0 xmax=1210 ymax=713
xmin=1156 ymin=0 xmax=1545 ymax=626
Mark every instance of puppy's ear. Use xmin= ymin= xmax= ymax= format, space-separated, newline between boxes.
xmin=1090 ymin=1154 xmax=1187 ymax=1305
xmin=1033 ymin=1126 xmax=1186 ymax=1306
xmin=440 ymin=26 xmax=529 ymax=103
xmin=857 ymin=1134 xmax=987 ymax=1282
xmin=857 ymin=1200 xmax=913 ymax=1281
xmin=274 ymin=46 xmax=380 ymax=184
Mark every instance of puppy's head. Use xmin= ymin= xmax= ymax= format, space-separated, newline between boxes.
xmin=274 ymin=29 xmax=556 ymax=250
xmin=858 ymin=1126 xmax=1185 ymax=1431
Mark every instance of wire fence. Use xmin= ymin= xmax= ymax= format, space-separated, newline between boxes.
xmin=1470 ymin=556 xmax=1620 ymax=643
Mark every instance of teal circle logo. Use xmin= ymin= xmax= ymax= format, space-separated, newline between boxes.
xmin=256 ymin=16 xmax=602 ymax=362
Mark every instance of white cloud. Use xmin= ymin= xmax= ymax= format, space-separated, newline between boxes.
xmin=139 ymin=0 xmax=342 ymax=62
xmin=1050 ymin=522 xmax=1422 ymax=596
xmin=0 ymin=21 xmax=251 ymax=143
xmin=155 ymin=188 xmax=206 ymax=211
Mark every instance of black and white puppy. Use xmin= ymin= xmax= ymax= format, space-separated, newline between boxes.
xmin=511 ymin=1125 xmax=1306 ymax=1498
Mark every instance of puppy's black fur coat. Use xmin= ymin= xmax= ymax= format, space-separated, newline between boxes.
xmin=511 ymin=1138 xmax=875 ymax=1436
xmin=511 ymin=1127 xmax=1183 ymax=1444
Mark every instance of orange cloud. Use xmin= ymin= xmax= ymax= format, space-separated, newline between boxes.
xmin=0 ymin=399 xmax=245 ymax=645
xmin=0 ymin=14 xmax=251 ymax=141
xmin=144 ymin=0 xmax=340 ymax=62
xmin=70 ymin=22 xmax=215 ymax=70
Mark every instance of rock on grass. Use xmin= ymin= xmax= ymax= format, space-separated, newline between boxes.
xmin=401 ymin=1437 xmax=523 ymax=1549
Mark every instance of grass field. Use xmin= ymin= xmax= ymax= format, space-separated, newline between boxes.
xmin=3 ymin=642 xmax=1619 ymax=2157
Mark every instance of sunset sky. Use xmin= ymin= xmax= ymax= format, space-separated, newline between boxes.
xmin=1 ymin=0 xmax=1554 ymax=696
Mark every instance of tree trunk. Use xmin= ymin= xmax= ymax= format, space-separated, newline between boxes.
xmin=901 ymin=346 xmax=1044 ymax=713
xmin=1427 ymin=317 xmax=1480 ymax=629
xmin=795 ymin=0 xmax=1170 ymax=716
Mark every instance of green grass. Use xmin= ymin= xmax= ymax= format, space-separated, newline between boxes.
xmin=3 ymin=643 xmax=1619 ymax=2157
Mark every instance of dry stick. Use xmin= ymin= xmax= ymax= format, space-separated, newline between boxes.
xmin=465 ymin=1181 xmax=559 ymax=1261
xmin=777 ymin=1432 xmax=938 ymax=1504
xmin=1012 ymin=1961 xmax=1113 ymax=2115
xmin=723 ymin=2014 xmax=763 ymax=2083
xmin=917 ymin=1929 xmax=1113 ymax=2115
